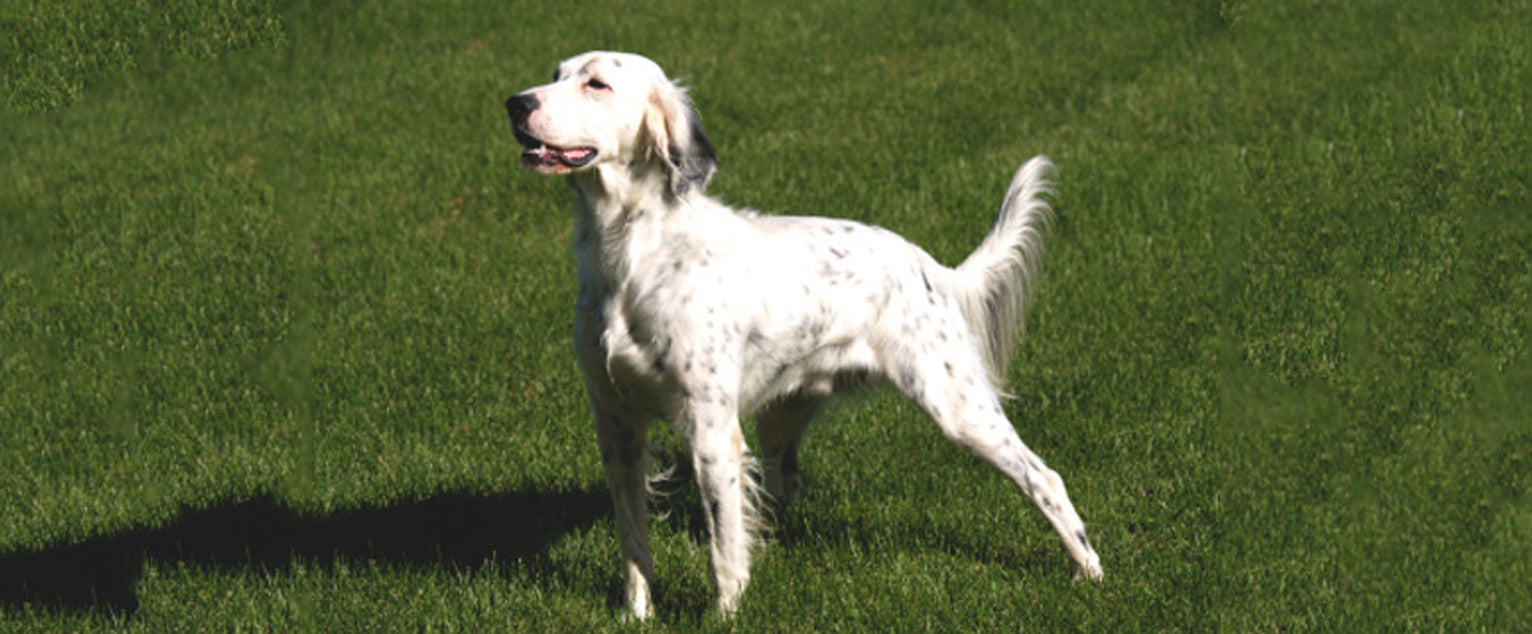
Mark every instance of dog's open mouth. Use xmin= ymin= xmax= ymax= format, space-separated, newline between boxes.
xmin=522 ymin=143 xmax=597 ymax=169
xmin=514 ymin=128 xmax=596 ymax=171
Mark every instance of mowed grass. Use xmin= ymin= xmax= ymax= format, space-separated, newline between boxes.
xmin=2 ymin=0 xmax=1528 ymax=630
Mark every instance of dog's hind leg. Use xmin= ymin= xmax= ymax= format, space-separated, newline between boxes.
xmin=757 ymin=392 xmax=825 ymax=507
xmin=879 ymin=314 xmax=1103 ymax=580
xmin=595 ymin=411 xmax=657 ymax=620
xmin=953 ymin=403 xmax=1105 ymax=581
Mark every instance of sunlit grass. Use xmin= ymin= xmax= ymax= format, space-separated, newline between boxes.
xmin=2 ymin=0 xmax=1528 ymax=630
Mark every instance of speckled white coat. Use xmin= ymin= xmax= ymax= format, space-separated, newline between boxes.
xmin=507 ymin=51 xmax=1102 ymax=620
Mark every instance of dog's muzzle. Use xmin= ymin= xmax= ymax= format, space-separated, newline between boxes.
xmin=506 ymin=93 xmax=597 ymax=170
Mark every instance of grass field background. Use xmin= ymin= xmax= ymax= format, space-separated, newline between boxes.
xmin=3 ymin=0 xmax=1529 ymax=630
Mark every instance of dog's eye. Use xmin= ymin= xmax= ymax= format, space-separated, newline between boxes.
xmin=585 ymin=78 xmax=610 ymax=91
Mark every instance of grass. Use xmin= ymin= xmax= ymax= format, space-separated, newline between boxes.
xmin=2 ymin=0 xmax=1528 ymax=630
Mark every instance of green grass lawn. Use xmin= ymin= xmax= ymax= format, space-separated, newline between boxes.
xmin=3 ymin=0 xmax=1528 ymax=630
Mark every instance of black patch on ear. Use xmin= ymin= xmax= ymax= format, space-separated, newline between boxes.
xmin=670 ymin=112 xmax=718 ymax=196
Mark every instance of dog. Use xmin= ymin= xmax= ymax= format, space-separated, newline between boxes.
xmin=506 ymin=51 xmax=1102 ymax=619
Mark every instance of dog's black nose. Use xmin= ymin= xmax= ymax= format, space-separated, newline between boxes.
xmin=506 ymin=93 xmax=539 ymax=123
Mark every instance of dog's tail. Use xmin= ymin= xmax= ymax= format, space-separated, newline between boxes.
xmin=952 ymin=155 xmax=1054 ymax=390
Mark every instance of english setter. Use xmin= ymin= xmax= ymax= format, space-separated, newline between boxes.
xmin=506 ymin=51 xmax=1102 ymax=619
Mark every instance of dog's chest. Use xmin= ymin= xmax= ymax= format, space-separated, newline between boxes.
xmin=576 ymin=280 xmax=709 ymax=417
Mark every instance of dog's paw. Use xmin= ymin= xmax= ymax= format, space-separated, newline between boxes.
xmin=1074 ymin=555 xmax=1104 ymax=582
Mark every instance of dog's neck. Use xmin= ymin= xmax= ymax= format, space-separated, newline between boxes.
xmin=568 ymin=161 xmax=692 ymax=307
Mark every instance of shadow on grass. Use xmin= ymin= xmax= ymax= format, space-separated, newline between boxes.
xmin=0 ymin=489 xmax=609 ymax=617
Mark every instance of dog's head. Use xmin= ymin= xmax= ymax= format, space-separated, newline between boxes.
xmin=506 ymin=51 xmax=717 ymax=197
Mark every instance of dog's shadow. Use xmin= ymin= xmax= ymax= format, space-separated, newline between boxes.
xmin=0 ymin=488 xmax=608 ymax=616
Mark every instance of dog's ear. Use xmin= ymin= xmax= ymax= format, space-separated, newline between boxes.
xmin=644 ymin=82 xmax=717 ymax=197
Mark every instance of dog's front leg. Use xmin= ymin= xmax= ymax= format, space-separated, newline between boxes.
xmin=685 ymin=400 xmax=757 ymax=618
xmin=594 ymin=409 xmax=656 ymax=620
xmin=757 ymin=393 xmax=825 ymax=507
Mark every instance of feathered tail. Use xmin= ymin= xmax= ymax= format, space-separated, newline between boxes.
xmin=953 ymin=156 xmax=1055 ymax=389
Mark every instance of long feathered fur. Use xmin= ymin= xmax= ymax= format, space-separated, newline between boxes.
xmin=954 ymin=156 xmax=1055 ymax=390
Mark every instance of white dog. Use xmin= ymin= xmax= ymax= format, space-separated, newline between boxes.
xmin=506 ymin=51 xmax=1102 ymax=619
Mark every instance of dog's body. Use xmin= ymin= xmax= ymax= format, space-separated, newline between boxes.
xmin=507 ymin=51 xmax=1102 ymax=619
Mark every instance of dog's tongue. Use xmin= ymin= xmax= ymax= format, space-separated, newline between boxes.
xmin=526 ymin=145 xmax=593 ymax=167
xmin=556 ymin=147 xmax=592 ymax=164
